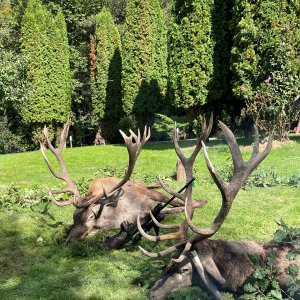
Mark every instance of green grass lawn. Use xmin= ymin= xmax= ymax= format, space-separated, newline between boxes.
xmin=0 ymin=134 xmax=299 ymax=299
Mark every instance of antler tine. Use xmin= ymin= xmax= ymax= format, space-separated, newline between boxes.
xmin=40 ymin=142 xmax=64 ymax=181
xmin=189 ymin=250 xmax=224 ymax=300
xmin=172 ymin=122 xmax=186 ymax=163
xmin=202 ymin=141 xmax=227 ymax=192
xmin=248 ymin=131 xmax=273 ymax=170
xmin=40 ymin=117 xmax=80 ymax=206
xmin=201 ymin=113 xmax=213 ymax=140
xmin=48 ymin=191 xmax=75 ymax=207
xmin=219 ymin=121 xmax=243 ymax=171
xmin=138 ymin=239 xmax=188 ymax=258
xmin=190 ymin=113 xmax=213 ymax=163
xmin=143 ymin=125 xmax=151 ymax=141
xmin=158 ymin=176 xmax=186 ymax=201
xmin=184 ymin=195 xmax=223 ymax=238
xmin=150 ymin=211 xmax=181 ymax=229
xmin=137 ymin=214 xmax=186 ymax=241
xmin=251 ymin=125 xmax=260 ymax=158
xmin=172 ymin=239 xmax=195 ymax=263
xmin=185 ymin=124 xmax=272 ymax=238
xmin=77 ymin=127 xmax=150 ymax=208
xmin=58 ymin=116 xmax=72 ymax=152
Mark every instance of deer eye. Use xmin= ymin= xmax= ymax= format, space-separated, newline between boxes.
xmin=90 ymin=214 xmax=94 ymax=219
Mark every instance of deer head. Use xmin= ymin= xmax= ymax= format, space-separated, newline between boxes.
xmin=137 ymin=120 xmax=272 ymax=300
xmin=40 ymin=117 xmax=151 ymax=243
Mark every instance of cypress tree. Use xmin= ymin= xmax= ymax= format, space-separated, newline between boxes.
xmin=92 ymin=7 xmax=122 ymax=142
xmin=20 ymin=0 xmax=71 ymax=141
xmin=168 ymin=0 xmax=214 ymax=119
xmin=122 ymin=0 xmax=168 ymax=127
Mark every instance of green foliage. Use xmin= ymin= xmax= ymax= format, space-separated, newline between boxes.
xmin=151 ymin=113 xmax=190 ymax=141
xmin=168 ymin=0 xmax=214 ymax=117
xmin=122 ymin=0 xmax=168 ymax=127
xmin=20 ymin=0 xmax=72 ymax=126
xmin=244 ymin=221 xmax=300 ymax=299
xmin=272 ymin=219 xmax=300 ymax=260
xmin=287 ymin=174 xmax=300 ymax=188
xmin=230 ymin=0 xmax=300 ymax=139
xmin=117 ymin=114 xmax=137 ymax=134
xmin=92 ymin=7 xmax=123 ymax=142
xmin=0 ymin=1 xmax=32 ymax=152
xmin=220 ymin=162 xmax=300 ymax=190
xmin=0 ymin=116 xmax=29 ymax=153
xmin=0 ymin=184 xmax=46 ymax=209
xmin=244 ymin=252 xmax=282 ymax=299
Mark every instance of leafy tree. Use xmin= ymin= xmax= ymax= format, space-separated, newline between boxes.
xmin=122 ymin=0 xmax=168 ymax=127
xmin=231 ymin=0 xmax=300 ymax=140
xmin=91 ymin=7 xmax=122 ymax=142
xmin=168 ymin=0 xmax=214 ymax=119
xmin=20 ymin=0 xmax=72 ymax=142
xmin=0 ymin=0 xmax=30 ymax=152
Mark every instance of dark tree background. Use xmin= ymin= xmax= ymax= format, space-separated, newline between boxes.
xmin=0 ymin=0 xmax=299 ymax=152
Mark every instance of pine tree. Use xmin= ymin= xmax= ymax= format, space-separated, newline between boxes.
xmin=92 ymin=7 xmax=122 ymax=142
xmin=20 ymin=0 xmax=71 ymax=141
xmin=122 ymin=0 xmax=168 ymax=127
xmin=168 ymin=0 xmax=214 ymax=119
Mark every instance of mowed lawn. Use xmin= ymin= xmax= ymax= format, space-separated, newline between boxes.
xmin=0 ymin=134 xmax=299 ymax=300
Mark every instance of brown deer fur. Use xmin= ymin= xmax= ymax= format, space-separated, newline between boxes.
xmin=150 ymin=240 xmax=300 ymax=300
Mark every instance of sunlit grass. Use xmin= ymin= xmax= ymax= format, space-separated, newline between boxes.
xmin=0 ymin=134 xmax=299 ymax=299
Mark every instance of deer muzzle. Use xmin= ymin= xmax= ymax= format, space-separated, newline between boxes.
xmin=65 ymin=225 xmax=90 ymax=244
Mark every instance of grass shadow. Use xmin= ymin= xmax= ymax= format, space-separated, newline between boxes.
xmin=0 ymin=212 xmax=84 ymax=299
xmin=289 ymin=134 xmax=300 ymax=143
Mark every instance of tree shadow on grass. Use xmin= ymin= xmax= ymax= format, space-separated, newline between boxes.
xmin=0 ymin=211 xmax=84 ymax=299
xmin=289 ymin=134 xmax=300 ymax=143
xmin=0 ymin=208 xmax=143 ymax=300
xmin=0 ymin=207 xmax=155 ymax=300
xmin=108 ymin=134 xmax=256 ymax=152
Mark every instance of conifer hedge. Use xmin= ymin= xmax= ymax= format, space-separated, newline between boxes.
xmin=92 ymin=7 xmax=122 ymax=141
xmin=168 ymin=0 xmax=214 ymax=118
xmin=121 ymin=0 xmax=168 ymax=127
xmin=20 ymin=0 xmax=71 ymax=128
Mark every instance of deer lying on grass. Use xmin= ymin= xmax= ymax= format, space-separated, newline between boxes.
xmin=40 ymin=118 xmax=206 ymax=245
xmin=137 ymin=121 xmax=300 ymax=299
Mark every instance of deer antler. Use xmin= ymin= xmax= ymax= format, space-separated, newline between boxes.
xmin=138 ymin=121 xmax=272 ymax=263
xmin=185 ymin=122 xmax=273 ymax=239
xmin=77 ymin=126 xmax=151 ymax=208
xmin=40 ymin=116 xmax=80 ymax=206
xmin=137 ymin=115 xmax=213 ymax=243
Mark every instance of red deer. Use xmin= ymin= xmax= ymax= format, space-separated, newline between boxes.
xmin=40 ymin=118 xmax=206 ymax=245
xmin=136 ymin=121 xmax=299 ymax=300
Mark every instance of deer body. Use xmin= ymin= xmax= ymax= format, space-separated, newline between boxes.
xmin=66 ymin=177 xmax=171 ymax=243
xmin=67 ymin=177 xmax=204 ymax=243
xmin=150 ymin=240 xmax=300 ymax=300
xmin=41 ymin=120 xmax=206 ymax=245
xmin=135 ymin=119 xmax=292 ymax=300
